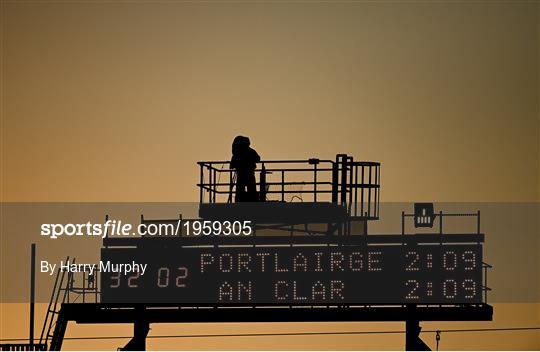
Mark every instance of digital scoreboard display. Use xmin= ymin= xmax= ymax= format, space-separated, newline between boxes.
xmin=101 ymin=243 xmax=483 ymax=304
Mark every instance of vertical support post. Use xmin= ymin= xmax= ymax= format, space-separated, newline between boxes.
xmin=340 ymin=155 xmax=347 ymax=205
xmin=281 ymin=170 xmax=285 ymax=202
xmin=482 ymin=263 xmax=488 ymax=303
xmin=405 ymin=304 xmax=430 ymax=351
xmin=367 ymin=165 xmax=372 ymax=218
xmin=439 ymin=210 xmax=443 ymax=235
xmin=313 ymin=163 xmax=317 ymax=202
xmin=29 ymin=243 xmax=36 ymax=347
xmin=405 ymin=319 xmax=431 ymax=350
xmin=123 ymin=306 xmax=150 ymax=351
xmin=134 ymin=320 xmax=149 ymax=351
xmin=376 ymin=165 xmax=381 ymax=218
xmin=477 ymin=210 xmax=481 ymax=234
xmin=208 ymin=166 xmax=213 ymax=203
xmin=105 ymin=214 xmax=110 ymax=248
xmin=401 ymin=211 xmax=405 ymax=235
xmin=331 ymin=162 xmax=338 ymax=203
xmin=353 ymin=163 xmax=358 ymax=217
xmin=361 ymin=164 xmax=365 ymax=216
xmin=199 ymin=164 xmax=204 ymax=203
xmin=229 ymin=169 xmax=233 ymax=203
xmin=348 ymin=157 xmax=353 ymax=213
xmin=82 ymin=271 xmax=86 ymax=303
xmin=405 ymin=319 xmax=419 ymax=351
xmin=260 ymin=163 xmax=266 ymax=202
xmin=214 ymin=168 xmax=217 ymax=203
xmin=364 ymin=218 xmax=368 ymax=236
xmin=95 ymin=271 xmax=99 ymax=303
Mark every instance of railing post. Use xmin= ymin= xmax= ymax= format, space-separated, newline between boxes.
xmin=229 ymin=169 xmax=233 ymax=203
xmin=82 ymin=271 xmax=86 ymax=303
xmin=95 ymin=271 xmax=98 ymax=303
xmin=199 ymin=164 xmax=204 ymax=203
xmin=367 ymin=165 xmax=372 ymax=218
xmin=401 ymin=211 xmax=405 ymax=235
xmin=477 ymin=210 xmax=481 ymax=234
xmin=348 ymin=157 xmax=353 ymax=214
xmin=376 ymin=165 xmax=380 ymax=218
xmin=208 ymin=166 xmax=212 ymax=203
xmin=281 ymin=170 xmax=285 ymax=202
xmin=260 ymin=163 xmax=266 ymax=202
xmin=30 ymin=243 xmax=35 ymax=347
xmin=313 ymin=163 xmax=317 ymax=202
xmin=353 ymin=163 xmax=358 ymax=217
xmin=340 ymin=155 xmax=347 ymax=206
xmin=439 ymin=210 xmax=443 ymax=235
xmin=332 ymin=162 xmax=338 ymax=203
xmin=483 ymin=263 xmax=489 ymax=303
xmin=213 ymin=168 xmax=217 ymax=203
xmin=361 ymin=165 xmax=365 ymax=216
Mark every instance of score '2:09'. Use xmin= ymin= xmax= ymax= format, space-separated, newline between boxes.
xmin=405 ymin=278 xmax=479 ymax=300
xmin=184 ymin=220 xmax=253 ymax=236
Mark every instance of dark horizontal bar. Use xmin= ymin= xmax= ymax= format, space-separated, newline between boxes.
xmin=198 ymin=160 xmax=380 ymax=168
xmin=198 ymin=188 xmax=378 ymax=195
xmin=207 ymin=168 xmax=336 ymax=173
xmin=263 ymin=168 xmax=334 ymax=172
xmin=63 ymin=303 xmax=493 ymax=323
xmin=103 ymin=233 xmax=485 ymax=247
xmin=200 ymin=168 xmax=335 ymax=174
xmin=346 ymin=184 xmax=380 ymax=188
xmin=197 ymin=186 xmax=335 ymax=194
xmin=199 ymin=182 xmax=379 ymax=188
xmin=0 ymin=344 xmax=47 ymax=349
xmin=403 ymin=213 xmax=479 ymax=217
xmin=199 ymin=181 xmax=334 ymax=186
xmin=352 ymin=162 xmax=380 ymax=166
xmin=198 ymin=160 xmax=335 ymax=166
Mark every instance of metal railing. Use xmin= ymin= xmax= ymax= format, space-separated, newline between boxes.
xmin=197 ymin=154 xmax=381 ymax=219
xmin=482 ymin=262 xmax=493 ymax=303
xmin=401 ymin=211 xmax=482 ymax=235
xmin=401 ymin=209 xmax=492 ymax=304
xmin=0 ymin=344 xmax=47 ymax=351
xmin=64 ymin=269 xmax=100 ymax=304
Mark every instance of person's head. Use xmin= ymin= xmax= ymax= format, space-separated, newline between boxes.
xmin=232 ymin=135 xmax=250 ymax=153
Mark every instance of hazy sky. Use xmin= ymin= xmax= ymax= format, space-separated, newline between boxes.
xmin=1 ymin=0 xmax=538 ymax=202
xmin=1 ymin=0 xmax=539 ymax=350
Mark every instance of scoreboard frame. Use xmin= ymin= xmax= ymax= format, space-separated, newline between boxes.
xmin=100 ymin=233 xmax=486 ymax=306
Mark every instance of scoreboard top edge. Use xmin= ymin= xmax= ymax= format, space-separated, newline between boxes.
xmin=198 ymin=202 xmax=349 ymax=222
xmin=102 ymin=233 xmax=484 ymax=247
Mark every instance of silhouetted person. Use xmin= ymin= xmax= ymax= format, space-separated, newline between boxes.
xmin=230 ymin=136 xmax=260 ymax=202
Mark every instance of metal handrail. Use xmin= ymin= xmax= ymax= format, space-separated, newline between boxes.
xmin=197 ymin=155 xmax=381 ymax=219
xmin=482 ymin=262 xmax=493 ymax=303
xmin=401 ymin=211 xmax=482 ymax=235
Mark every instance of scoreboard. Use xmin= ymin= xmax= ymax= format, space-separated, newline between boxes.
xmin=100 ymin=242 xmax=483 ymax=304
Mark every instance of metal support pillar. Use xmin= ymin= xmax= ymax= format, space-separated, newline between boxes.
xmin=121 ymin=306 xmax=150 ymax=351
xmin=405 ymin=319 xmax=431 ymax=351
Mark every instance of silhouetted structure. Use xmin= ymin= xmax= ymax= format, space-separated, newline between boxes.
xmin=120 ymin=309 xmax=149 ymax=351
xmin=230 ymin=136 xmax=260 ymax=202
xmin=406 ymin=321 xmax=431 ymax=351
xmin=9 ymin=154 xmax=493 ymax=351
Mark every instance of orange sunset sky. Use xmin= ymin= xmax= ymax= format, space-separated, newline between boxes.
xmin=1 ymin=0 xmax=539 ymax=350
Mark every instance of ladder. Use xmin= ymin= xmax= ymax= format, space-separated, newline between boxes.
xmin=38 ymin=257 xmax=73 ymax=350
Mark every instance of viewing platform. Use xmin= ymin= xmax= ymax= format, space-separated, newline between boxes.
xmin=197 ymin=154 xmax=380 ymax=234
